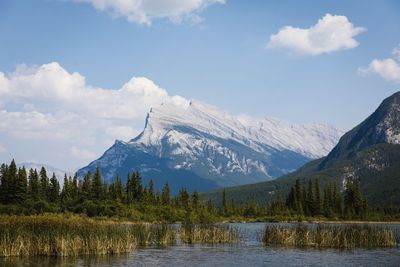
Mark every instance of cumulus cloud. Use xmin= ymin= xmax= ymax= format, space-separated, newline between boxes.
xmin=0 ymin=62 xmax=188 ymax=168
xmin=359 ymin=46 xmax=400 ymax=84
xmin=267 ymin=14 xmax=366 ymax=55
xmin=70 ymin=146 xmax=96 ymax=161
xmin=75 ymin=0 xmax=225 ymax=26
xmin=392 ymin=44 xmax=400 ymax=61
xmin=359 ymin=58 xmax=400 ymax=83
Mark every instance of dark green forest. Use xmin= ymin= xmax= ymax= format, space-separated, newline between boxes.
xmin=0 ymin=160 xmax=399 ymax=222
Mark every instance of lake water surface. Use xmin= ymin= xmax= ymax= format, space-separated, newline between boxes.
xmin=1 ymin=223 xmax=399 ymax=267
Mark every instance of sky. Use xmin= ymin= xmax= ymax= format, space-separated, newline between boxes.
xmin=0 ymin=0 xmax=400 ymax=171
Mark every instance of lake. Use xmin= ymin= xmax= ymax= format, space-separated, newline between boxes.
xmin=1 ymin=223 xmax=399 ymax=267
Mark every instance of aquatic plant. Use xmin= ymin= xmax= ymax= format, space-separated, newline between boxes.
xmin=0 ymin=215 xmax=175 ymax=257
xmin=262 ymin=223 xmax=397 ymax=249
xmin=179 ymin=222 xmax=239 ymax=244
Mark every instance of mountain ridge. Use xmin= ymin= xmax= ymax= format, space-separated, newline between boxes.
xmin=78 ymin=100 xmax=344 ymax=192
xmin=201 ymin=92 xmax=400 ymax=206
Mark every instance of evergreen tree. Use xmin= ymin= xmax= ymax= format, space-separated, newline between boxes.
xmin=148 ymin=178 xmax=155 ymax=203
xmin=114 ymin=175 xmax=125 ymax=203
xmin=161 ymin=181 xmax=170 ymax=205
xmin=71 ymin=173 xmax=79 ymax=201
xmin=39 ymin=167 xmax=49 ymax=200
xmin=82 ymin=172 xmax=92 ymax=201
xmin=14 ymin=167 xmax=28 ymax=204
xmin=8 ymin=160 xmax=18 ymax=203
xmin=29 ymin=169 xmax=40 ymax=201
xmin=332 ymin=183 xmax=343 ymax=215
xmin=314 ymin=178 xmax=322 ymax=215
xmin=0 ymin=163 xmax=9 ymax=204
xmin=49 ymin=173 xmax=60 ymax=203
xmin=352 ymin=179 xmax=364 ymax=216
xmin=191 ymin=191 xmax=199 ymax=209
xmin=178 ymin=188 xmax=190 ymax=208
xmin=61 ymin=174 xmax=71 ymax=204
xmin=92 ymin=167 xmax=103 ymax=201
xmin=126 ymin=173 xmax=134 ymax=205
xmin=132 ymin=171 xmax=143 ymax=201
xmin=222 ymin=189 xmax=227 ymax=215
xmin=306 ymin=180 xmax=314 ymax=216
xmin=295 ymin=179 xmax=303 ymax=214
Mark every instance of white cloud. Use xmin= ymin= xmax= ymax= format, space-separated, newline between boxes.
xmin=359 ymin=58 xmax=400 ymax=83
xmin=70 ymin=146 xmax=96 ymax=161
xmin=267 ymin=14 xmax=366 ymax=55
xmin=75 ymin=0 xmax=225 ymax=26
xmin=0 ymin=62 xmax=188 ymax=168
xmin=392 ymin=44 xmax=400 ymax=61
xmin=359 ymin=45 xmax=400 ymax=84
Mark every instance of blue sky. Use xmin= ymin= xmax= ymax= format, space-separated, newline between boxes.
xmin=0 ymin=0 xmax=399 ymax=170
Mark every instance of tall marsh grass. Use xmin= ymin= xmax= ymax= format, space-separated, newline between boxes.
xmin=263 ymin=224 xmax=397 ymax=249
xmin=0 ymin=215 xmax=175 ymax=257
xmin=180 ymin=223 xmax=239 ymax=244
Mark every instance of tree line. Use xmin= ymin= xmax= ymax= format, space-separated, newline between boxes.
xmin=284 ymin=178 xmax=367 ymax=219
xmin=0 ymin=159 xmax=399 ymax=221
xmin=0 ymin=160 xmax=202 ymax=220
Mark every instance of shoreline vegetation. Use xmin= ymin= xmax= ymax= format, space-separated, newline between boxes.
xmin=1 ymin=159 xmax=399 ymax=224
xmin=262 ymin=224 xmax=397 ymax=249
xmin=0 ymin=160 xmax=399 ymax=256
xmin=0 ymin=215 xmax=240 ymax=257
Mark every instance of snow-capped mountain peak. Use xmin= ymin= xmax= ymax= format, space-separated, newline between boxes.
xmin=78 ymin=100 xmax=344 ymax=192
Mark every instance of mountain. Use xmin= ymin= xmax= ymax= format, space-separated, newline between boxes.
xmin=202 ymin=92 xmax=400 ymax=206
xmin=17 ymin=162 xmax=69 ymax=186
xmin=78 ymin=100 xmax=343 ymax=193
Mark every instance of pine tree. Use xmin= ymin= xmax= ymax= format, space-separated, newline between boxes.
xmin=8 ymin=160 xmax=18 ymax=203
xmin=314 ymin=178 xmax=322 ymax=215
xmin=295 ymin=179 xmax=303 ymax=214
xmin=178 ymin=188 xmax=190 ymax=208
xmin=161 ymin=181 xmax=170 ymax=205
xmin=0 ymin=163 xmax=9 ymax=204
xmin=82 ymin=172 xmax=92 ymax=201
xmin=352 ymin=178 xmax=364 ymax=216
xmin=132 ymin=171 xmax=143 ymax=201
xmin=306 ymin=180 xmax=314 ymax=216
xmin=332 ymin=183 xmax=342 ymax=215
xmin=148 ymin=178 xmax=155 ymax=203
xmin=14 ymin=167 xmax=28 ymax=204
xmin=114 ymin=175 xmax=125 ymax=203
xmin=71 ymin=173 xmax=79 ymax=201
xmin=61 ymin=174 xmax=71 ymax=204
xmin=126 ymin=173 xmax=134 ymax=205
xmin=191 ymin=191 xmax=199 ymax=209
xmin=222 ymin=189 xmax=227 ymax=214
xmin=39 ymin=167 xmax=49 ymax=201
xmin=49 ymin=173 xmax=60 ymax=203
xmin=92 ymin=167 xmax=103 ymax=201
xmin=29 ymin=168 xmax=40 ymax=201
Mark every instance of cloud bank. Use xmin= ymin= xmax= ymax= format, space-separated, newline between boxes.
xmin=75 ymin=0 xmax=225 ymax=25
xmin=0 ymin=62 xmax=188 ymax=168
xmin=267 ymin=14 xmax=366 ymax=55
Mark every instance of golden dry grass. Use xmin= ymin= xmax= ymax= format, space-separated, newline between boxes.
xmin=263 ymin=224 xmax=397 ymax=249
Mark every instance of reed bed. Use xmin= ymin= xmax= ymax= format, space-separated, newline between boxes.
xmin=0 ymin=215 xmax=175 ymax=257
xmin=262 ymin=224 xmax=397 ymax=249
xmin=179 ymin=223 xmax=240 ymax=244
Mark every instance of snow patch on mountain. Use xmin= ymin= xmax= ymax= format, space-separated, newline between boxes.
xmin=131 ymin=100 xmax=344 ymax=158
xmin=78 ymin=100 xmax=344 ymax=189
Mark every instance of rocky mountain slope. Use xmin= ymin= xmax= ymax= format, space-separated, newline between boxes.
xmin=78 ymin=100 xmax=343 ymax=193
xmin=202 ymin=92 xmax=400 ymax=206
